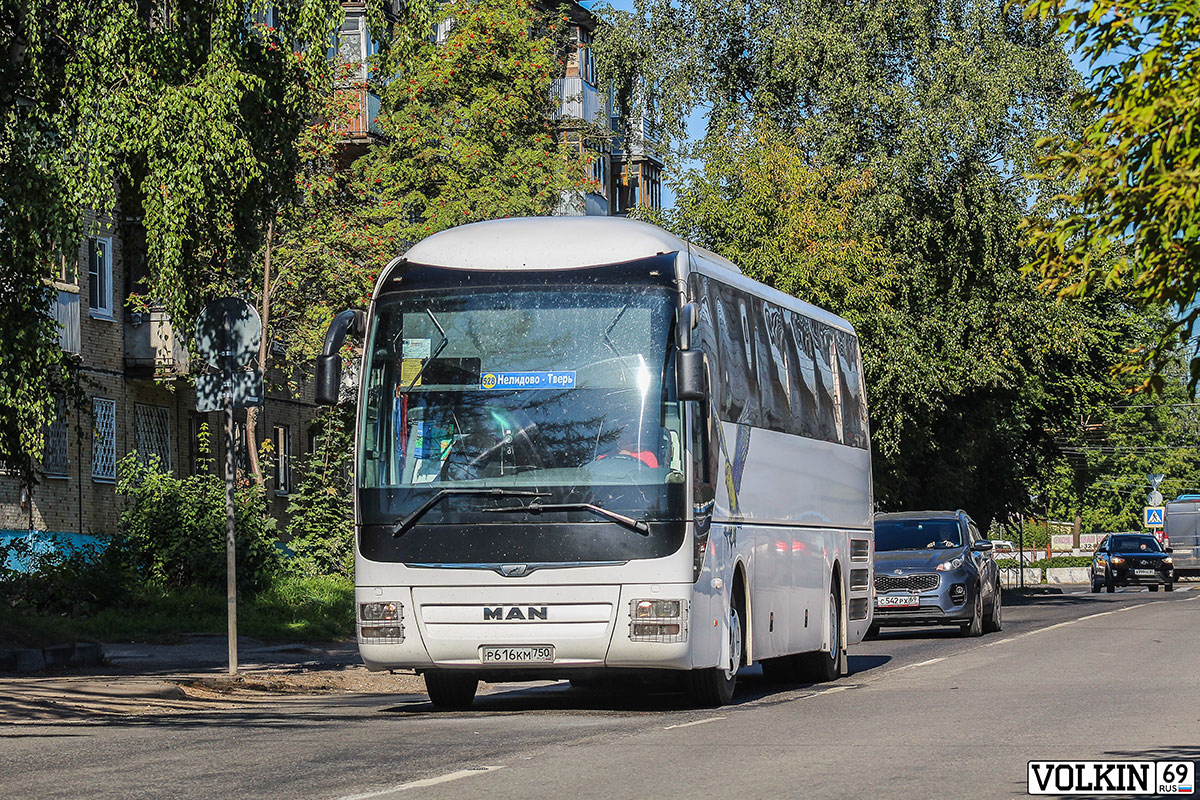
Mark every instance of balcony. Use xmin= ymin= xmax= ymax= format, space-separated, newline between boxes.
xmin=337 ymin=86 xmax=382 ymax=143
xmin=124 ymin=307 xmax=189 ymax=379
xmin=554 ymin=78 xmax=607 ymax=125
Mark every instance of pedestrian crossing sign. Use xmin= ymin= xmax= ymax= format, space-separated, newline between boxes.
xmin=1144 ymin=506 xmax=1165 ymax=528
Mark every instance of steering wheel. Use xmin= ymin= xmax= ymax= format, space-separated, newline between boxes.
xmin=444 ymin=410 xmax=545 ymax=479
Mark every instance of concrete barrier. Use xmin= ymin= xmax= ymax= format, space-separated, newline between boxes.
xmin=1000 ymin=567 xmax=1043 ymax=587
xmin=1046 ymin=567 xmax=1090 ymax=585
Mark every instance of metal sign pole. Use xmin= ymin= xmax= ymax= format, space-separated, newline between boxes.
xmin=222 ymin=319 xmax=239 ymax=676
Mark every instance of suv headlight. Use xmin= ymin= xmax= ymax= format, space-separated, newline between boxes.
xmin=936 ymin=555 xmax=965 ymax=572
xmin=1111 ymin=557 xmax=1125 ymax=565
xmin=1163 ymin=557 xmax=1173 ymax=565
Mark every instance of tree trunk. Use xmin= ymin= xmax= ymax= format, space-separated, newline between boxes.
xmin=245 ymin=217 xmax=275 ymax=487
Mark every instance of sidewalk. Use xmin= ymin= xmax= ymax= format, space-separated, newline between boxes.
xmin=0 ymin=635 xmax=426 ymax=724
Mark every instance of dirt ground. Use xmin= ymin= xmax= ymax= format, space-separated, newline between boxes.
xmin=180 ymin=665 xmax=428 ymax=699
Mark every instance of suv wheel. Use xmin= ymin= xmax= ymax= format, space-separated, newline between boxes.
xmin=960 ymin=588 xmax=983 ymax=637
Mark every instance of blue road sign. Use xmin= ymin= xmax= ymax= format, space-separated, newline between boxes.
xmin=1144 ymin=506 xmax=1165 ymax=528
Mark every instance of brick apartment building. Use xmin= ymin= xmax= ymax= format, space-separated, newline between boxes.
xmin=0 ymin=212 xmax=317 ymax=546
xmin=1 ymin=0 xmax=663 ymax=548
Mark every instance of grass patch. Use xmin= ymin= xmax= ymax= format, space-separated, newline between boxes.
xmin=1 ymin=574 xmax=354 ymax=648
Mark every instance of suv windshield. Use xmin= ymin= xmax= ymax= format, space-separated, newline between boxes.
xmin=875 ymin=519 xmax=962 ymax=551
xmin=356 ymin=259 xmax=686 ymax=564
xmin=1110 ymin=535 xmax=1162 ymax=553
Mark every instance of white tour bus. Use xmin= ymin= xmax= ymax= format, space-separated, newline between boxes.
xmin=315 ymin=217 xmax=874 ymax=708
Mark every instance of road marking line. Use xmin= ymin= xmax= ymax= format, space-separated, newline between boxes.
xmin=665 ymin=716 xmax=726 ymax=730
xmin=983 ymin=637 xmax=1015 ymax=647
xmin=335 ymin=767 xmax=505 ymax=799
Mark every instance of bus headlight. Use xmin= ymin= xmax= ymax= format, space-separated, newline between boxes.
xmin=633 ymin=599 xmax=681 ymax=619
xmin=359 ymin=602 xmax=404 ymax=643
xmin=629 ymin=599 xmax=687 ymax=643
xmin=360 ymin=602 xmax=401 ymax=621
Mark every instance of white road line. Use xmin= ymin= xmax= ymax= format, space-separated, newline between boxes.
xmin=335 ymin=767 xmax=505 ymax=799
xmin=911 ymin=657 xmax=945 ymax=668
xmin=664 ymin=716 xmax=726 ymax=730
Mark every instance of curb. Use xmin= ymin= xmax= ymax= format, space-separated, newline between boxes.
xmin=0 ymin=641 xmax=103 ymax=673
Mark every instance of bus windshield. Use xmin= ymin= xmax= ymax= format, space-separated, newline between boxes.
xmin=357 ymin=272 xmax=684 ymax=560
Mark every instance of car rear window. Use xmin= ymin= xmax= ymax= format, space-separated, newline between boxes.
xmin=1111 ymin=536 xmax=1162 ymax=552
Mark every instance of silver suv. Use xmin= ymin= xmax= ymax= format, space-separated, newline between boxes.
xmin=872 ymin=510 xmax=1002 ymax=637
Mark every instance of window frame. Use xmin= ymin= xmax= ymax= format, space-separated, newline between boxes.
xmin=87 ymin=236 xmax=115 ymax=320
xmin=91 ymin=397 xmax=118 ymax=482
xmin=273 ymin=424 xmax=292 ymax=494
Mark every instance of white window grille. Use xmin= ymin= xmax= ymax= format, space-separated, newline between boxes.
xmin=92 ymin=398 xmax=117 ymax=481
xmin=273 ymin=424 xmax=292 ymax=494
xmin=135 ymin=404 xmax=172 ymax=471
xmin=88 ymin=237 xmax=114 ymax=319
xmin=43 ymin=397 xmax=70 ymax=477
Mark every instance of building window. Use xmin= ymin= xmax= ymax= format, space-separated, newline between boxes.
xmin=88 ymin=237 xmax=114 ymax=319
xmin=273 ymin=424 xmax=292 ymax=494
xmin=43 ymin=397 xmax=70 ymax=478
xmin=337 ymin=11 xmax=368 ymax=82
xmin=135 ymin=404 xmax=172 ymax=471
xmin=91 ymin=398 xmax=117 ymax=481
xmin=52 ymin=290 xmax=81 ymax=353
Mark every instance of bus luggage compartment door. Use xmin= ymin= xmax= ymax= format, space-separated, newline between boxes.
xmin=411 ymin=585 xmax=621 ymax=666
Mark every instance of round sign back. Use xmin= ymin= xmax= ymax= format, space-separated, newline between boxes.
xmin=194 ymin=298 xmax=262 ymax=371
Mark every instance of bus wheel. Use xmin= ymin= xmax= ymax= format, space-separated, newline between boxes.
xmin=802 ymin=578 xmax=845 ymax=682
xmin=424 ymin=671 xmax=478 ymax=710
xmin=686 ymin=602 xmax=743 ymax=707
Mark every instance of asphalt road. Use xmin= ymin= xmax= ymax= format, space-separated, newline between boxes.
xmin=3 ymin=587 xmax=1198 ymax=800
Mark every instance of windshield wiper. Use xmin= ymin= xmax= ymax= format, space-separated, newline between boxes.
xmin=484 ymin=500 xmax=650 ymax=536
xmin=392 ymin=488 xmax=550 ymax=537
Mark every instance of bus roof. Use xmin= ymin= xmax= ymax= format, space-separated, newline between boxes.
xmin=401 ymin=216 xmax=740 ymax=273
xmin=393 ymin=216 xmax=856 ymax=335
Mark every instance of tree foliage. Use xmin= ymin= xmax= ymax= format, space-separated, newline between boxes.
xmin=1020 ymin=0 xmax=1200 ymax=393
xmin=358 ymin=0 xmax=594 ymax=244
xmin=285 ymin=408 xmax=354 ymax=578
xmin=594 ymin=0 xmax=1157 ymax=527
xmin=0 ymin=0 xmax=89 ymax=483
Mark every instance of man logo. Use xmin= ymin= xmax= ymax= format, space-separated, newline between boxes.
xmin=483 ymin=606 xmax=548 ymax=621
xmin=500 ymin=564 xmax=529 ymax=577
xmin=481 ymin=373 xmax=498 ymax=389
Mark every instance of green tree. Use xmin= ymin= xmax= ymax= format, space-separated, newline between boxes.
xmin=70 ymin=0 xmax=343 ymax=329
xmin=285 ymin=408 xmax=354 ymax=577
xmin=1020 ymin=0 xmax=1200 ymax=393
xmin=0 ymin=0 xmax=89 ymax=484
xmin=359 ymin=0 xmax=594 ymax=244
xmin=648 ymin=122 xmax=897 ymax=322
xmin=594 ymin=0 xmax=1154 ymax=528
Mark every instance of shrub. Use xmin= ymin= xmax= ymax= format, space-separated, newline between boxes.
xmin=117 ymin=453 xmax=280 ymax=594
xmin=286 ymin=409 xmax=354 ymax=579
xmin=0 ymin=533 xmax=134 ymax=616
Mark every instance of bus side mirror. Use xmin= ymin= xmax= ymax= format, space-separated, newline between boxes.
xmin=315 ymin=309 xmax=365 ymax=405
xmin=678 ymin=302 xmax=698 ymax=351
xmin=677 ymin=348 xmax=707 ymax=402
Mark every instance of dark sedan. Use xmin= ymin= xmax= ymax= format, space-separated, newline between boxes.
xmin=1090 ymin=533 xmax=1175 ymax=592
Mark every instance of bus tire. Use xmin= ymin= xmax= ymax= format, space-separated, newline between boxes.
xmin=801 ymin=577 xmax=845 ymax=682
xmin=424 ymin=671 xmax=478 ymax=710
xmin=686 ymin=602 xmax=743 ymax=707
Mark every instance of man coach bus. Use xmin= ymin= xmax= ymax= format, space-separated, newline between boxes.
xmin=315 ymin=216 xmax=874 ymax=708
